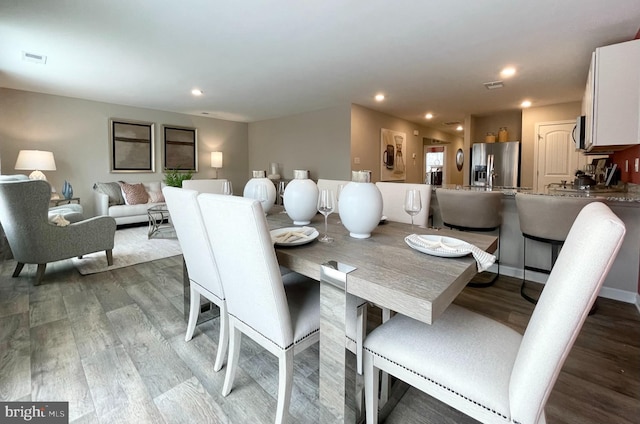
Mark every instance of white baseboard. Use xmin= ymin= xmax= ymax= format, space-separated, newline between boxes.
xmin=493 ymin=264 xmax=637 ymax=305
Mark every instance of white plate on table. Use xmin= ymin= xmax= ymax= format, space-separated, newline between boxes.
xmin=405 ymin=234 xmax=470 ymax=258
xmin=270 ymin=227 xmax=319 ymax=246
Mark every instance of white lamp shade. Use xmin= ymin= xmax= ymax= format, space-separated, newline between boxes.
xmin=211 ymin=151 xmax=223 ymax=168
xmin=15 ymin=150 xmax=57 ymax=171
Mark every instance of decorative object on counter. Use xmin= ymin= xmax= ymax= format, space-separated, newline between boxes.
xmin=14 ymin=150 xmax=57 ymax=181
xmin=243 ymin=170 xmax=276 ymax=213
xmin=485 ymin=132 xmax=496 ymax=143
xmin=573 ymin=170 xmax=596 ymax=187
xmin=267 ymin=162 xmax=281 ymax=181
xmin=210 ymin=151 xmax=223 ymax=178
xmin=61 ymin=180 xmax=73 ymax=199
xmin=277 ymin=181 xmax=287 ymax=211
xmin=283 ymin=169 xmax=318 ymax=224
xmin=339 ymin=170 xmax=383 ymax=239
xmin=222 ymin=180 xmax=233 ymax=195
xmin=498 ymin=126 xmax=508 ymax=142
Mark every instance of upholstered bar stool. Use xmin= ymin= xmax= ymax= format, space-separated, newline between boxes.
xmin=515 ymin=193 xmax=603 ymax=305
xmin=436 ymin=188 xmax=503 ymax=287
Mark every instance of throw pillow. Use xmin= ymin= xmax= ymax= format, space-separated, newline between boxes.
xmin=118 ymin=182 xmax=149 ymax=205
xmin=148 ymin=191 xmax=165 ymax=203
xmin=93 ymin=182 xmax=125 ymax=206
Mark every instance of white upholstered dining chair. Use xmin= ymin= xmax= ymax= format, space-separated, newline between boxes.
xmin=375 ymin=182 xmax=432 ymax=227
xmin=181 ymin=178 xmax=228 ymax=194
xmin=363 ymin=202 xmax=625 ymax=424
xmin=162 ymin=187 xmax=229 ymax=372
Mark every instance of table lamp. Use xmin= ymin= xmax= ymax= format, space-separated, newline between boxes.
xmin=14 ymin=150 xmax=57 ymax=181
xmin=211 ymin=151 xmax=223 ymax=178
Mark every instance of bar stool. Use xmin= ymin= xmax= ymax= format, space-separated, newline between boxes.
xmin=515 ymin=193 xmax=602 ymax=306
xmin=436 ymin=188 xmax=503 ymax=287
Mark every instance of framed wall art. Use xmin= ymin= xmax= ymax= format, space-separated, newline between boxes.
xmin=380 ymin=128 xmax=406 ymax=181
xmin=109 ymin=119 xmax=155 ymax=173
xmin=163 ymin=125 xmax=198 ymax=171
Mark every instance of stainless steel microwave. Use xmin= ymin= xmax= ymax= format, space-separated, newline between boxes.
xmin=573 ymin=115 xmax=586 ymax=150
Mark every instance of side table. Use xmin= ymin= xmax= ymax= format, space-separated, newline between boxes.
xmin=147 ymin=204 xmax=176 ymax=239
xmin=50 ymin=197 xmax=80 ymax=206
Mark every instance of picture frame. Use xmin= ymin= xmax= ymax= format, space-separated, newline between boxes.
xmin=380 ymin=128 xmax=406 ymax=181
xmin=163 ymin=125 xmax=198 ymax=172
xmin=109 ymin=119 xmax=155 ymax=173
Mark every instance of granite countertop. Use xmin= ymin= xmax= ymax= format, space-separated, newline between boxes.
xmin=434 ymin=184 xmax=640 ymax=203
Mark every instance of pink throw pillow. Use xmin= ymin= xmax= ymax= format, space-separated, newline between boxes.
xmin=118 ymin=182 xmax=149 ymax=205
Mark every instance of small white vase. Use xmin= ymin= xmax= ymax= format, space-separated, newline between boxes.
xmin=283 ymin=170 xmax=319 ymax=225
xmin=243 ymin=170 xmax=276 ymax=213
xmin=338 ymin=170 xmax=383 ymax=239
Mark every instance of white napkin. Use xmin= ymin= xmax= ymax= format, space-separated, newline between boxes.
xmin=405 ymin=234 xmax=496 ymax=272
xmin=272 ymin=226 xmax=315 ymax=244
xmin=50 ymin=214 xmax=70 ymax=227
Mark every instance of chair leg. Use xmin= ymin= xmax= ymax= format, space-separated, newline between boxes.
xmin=213 ymin=302 xmax=229 ymax=372
xmin=35 ymin=264 xmax=46 ymax=285
xmin=222 ymin=323 xmax=241 ymax=397
xmin=12 ymin=262 xmax=25 ymax=278
xmin=106 ymin=249 xmax=113 ymax=266
xmin=185 ymin=286 xmax=200 ymax=342
xmin=275 ymin=349 xmax=294 ymax=424
xmin=379 ymin=308 xmax=392 ymax=406
xmin=356 ymin=303 xmax=366 ymax=375
xmin=364 ymin=351 xmax=380 ymax=424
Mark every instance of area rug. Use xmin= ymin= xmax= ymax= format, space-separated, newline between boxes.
xmin=72 ymin=225 xmax=181 ymax=275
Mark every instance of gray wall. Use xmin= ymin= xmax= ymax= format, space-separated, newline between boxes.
xmin=0 ymin=88 xmax=249 ymax=216
xmin=248 ymin=104 xmax=352 ymax=181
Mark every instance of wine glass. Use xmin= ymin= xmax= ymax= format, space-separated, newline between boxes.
xmin=278 ymin=181 xmax=287 ymax=213
xmin=254 ymin=182 xmax=269 ymax=215
xmin=404 ymin=189 xmax=422 ymax=230
xmin=317 ymin=189 xmax=335 ymax=243
xmin=222 ymin=180 xmax=233 ymax=195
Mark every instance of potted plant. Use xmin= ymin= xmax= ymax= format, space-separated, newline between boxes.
xmin=164 ymin=168 xmax=193 ymax=187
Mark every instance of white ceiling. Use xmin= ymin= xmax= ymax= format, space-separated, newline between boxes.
xmin=1 ymin=0 xmax=639 ymax=134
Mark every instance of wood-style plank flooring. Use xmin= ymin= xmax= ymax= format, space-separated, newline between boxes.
xmin=0 ymin=257 xmax=638 ymax=423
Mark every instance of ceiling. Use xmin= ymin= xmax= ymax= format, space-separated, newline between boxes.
xmin=1 ymin=0 xmax=639 ymax=135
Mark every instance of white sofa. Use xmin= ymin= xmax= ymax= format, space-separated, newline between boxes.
xmin=94 ymin=181 xmax=166 ymax=225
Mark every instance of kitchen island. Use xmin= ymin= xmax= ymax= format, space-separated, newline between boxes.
xmin=430 ymin=184 xmax=640 ymax=305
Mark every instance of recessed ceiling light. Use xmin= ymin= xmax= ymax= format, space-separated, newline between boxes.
xmin=456 ymin=125 xmax=463 ymax=131
xmin=375 ymin=94 xmax=385 ymax=102
xmin=191 ymin=89 xmax=203 ymax=96
xmin=500 ymin=67 xmax=516 ymax=78
xmin=425 ymin=113 xmax=433 ymax=119
xmin=521 ymin=100 xmax=532 ymax=108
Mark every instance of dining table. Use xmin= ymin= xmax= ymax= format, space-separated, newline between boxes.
xmin=266 ymin=207 xmax=498 ymax=423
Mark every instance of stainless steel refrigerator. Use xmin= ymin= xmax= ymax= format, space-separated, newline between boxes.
xmin=471 ymin=141 xmax=520 ymax=187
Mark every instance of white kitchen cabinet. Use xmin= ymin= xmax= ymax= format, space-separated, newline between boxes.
xmin=584 ymin=39 xmax=640 ymax=151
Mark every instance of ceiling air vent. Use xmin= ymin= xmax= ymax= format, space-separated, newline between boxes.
xmin=22 ymin=51 xmax=47 ymax=64
xmin=483 ymin=80 xmax=504 ymax=90
xmin=443 ymin=121 xmax=461 ymax=126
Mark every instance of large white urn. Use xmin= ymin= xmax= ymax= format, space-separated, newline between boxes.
xmin=338 ymin=170 xmax=383 ymax=239
xmin=283 ymin=170 xmax=319 ymax=225
xmin=243 ymin=170 xmax=276 ymax=213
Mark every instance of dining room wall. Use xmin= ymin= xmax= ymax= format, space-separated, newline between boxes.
xmin=247 ymin=104 xmax=352 ymax=182
xmin=0 ymin=88 xmax=249 ymax=217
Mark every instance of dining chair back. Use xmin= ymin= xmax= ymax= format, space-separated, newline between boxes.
xmin=363 ymin=202 xmax=625 ymax=424
xmin=182 ymin=178 xmax=228 ymax=194
xmin=375 ymin=182 xmax=432 ymax=227
xmin=197 ymin=193 xmax=320 ymax=424
xmin=162 ymin=187 xmax=228 ymax=371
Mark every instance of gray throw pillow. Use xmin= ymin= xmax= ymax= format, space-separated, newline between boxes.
xmin=93 ymin=182 xmax=125 ymax=206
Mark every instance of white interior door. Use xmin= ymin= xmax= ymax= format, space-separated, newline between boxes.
xmin=534 ymin=121 xmax=584 ymax=192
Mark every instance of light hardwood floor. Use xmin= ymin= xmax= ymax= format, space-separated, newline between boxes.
xmin=0 ymin=256 xmax=638 ymax=423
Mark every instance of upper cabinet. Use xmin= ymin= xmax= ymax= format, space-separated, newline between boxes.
xmin=583 ymin=39 xmax=640 ymax=151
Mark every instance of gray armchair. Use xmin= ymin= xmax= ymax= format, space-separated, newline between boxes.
xmin=0 ymin=179 xmax=116 ymax=284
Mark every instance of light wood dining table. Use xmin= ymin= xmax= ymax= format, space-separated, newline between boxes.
xmin=266 ymin=207 xmax=498 ymax=423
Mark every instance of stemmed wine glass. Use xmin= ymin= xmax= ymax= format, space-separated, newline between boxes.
xmin=317 ymin=189 xmax=335 ymax=243
xmin=254 ymin=182 xmax=269 ymax=215
xmin=222 ymin=180 xmax=233 ymax=195
xmin=278 ymin=181 xmax=287 ymax=213
xmin=404 ymin=189 xmax=422 ymax=230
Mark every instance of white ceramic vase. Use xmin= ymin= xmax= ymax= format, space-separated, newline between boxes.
xmin=243 ymin=170 xmax=276 ymax=213
xmin=283 ymin=170 xmax=319 ymax=225
xmin=339 ymin=170 xmax=383 ymax=239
